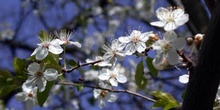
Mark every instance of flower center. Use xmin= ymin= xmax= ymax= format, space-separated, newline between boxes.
xmin=132 ymin=36 xmax=139 ymax=43
xmin=42 ymin=42 xmax=50 ymax=48
xmin=100 ymin=90 xmax=108 ymax=97
xmin=110 ymin=72 xmax=116 ymax=78
xmin=28 ymin=93 xmax=33 ymax=98
xmin=35 ymin=71 xmax=43 ymax=78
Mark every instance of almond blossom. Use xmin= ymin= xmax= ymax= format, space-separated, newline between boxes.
xmin=85 ymin=56 xmax=112 ymax=67
xmin=98 ymin=67 xmax=127 ymax=86
xmin=150 ymin=7 xmax=189 ymax=31
xmin=93 ymin=82 xmax=117 ymax=108
xmin=15 ymin=85 xmax=38 ymax=110
xmin=102 ymin=39 xmax=126 ymax=66
xmin=54 ymin=29 xmax=81 ymax=47
xmin=31 ymin=35 xmax=63 ymax=60
xmin=118 ymin=30 xmax=152 ymax=55
xmin=152 ymin=31 xmax=185 ymax=67
xmin=24 ymin=62 xmax=58 ymax=92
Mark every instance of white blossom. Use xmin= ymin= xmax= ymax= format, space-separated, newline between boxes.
xmin=150 ymin=7 xmax=189 ymax=31
xmin=179 ymin=74 xmax=189 ymax=84
xmin=118 ymin=30 xmax=152 ymax=55
xmin=15 ymin=85 xmax=38 ymax=110
xmin=152 ymin=31 xmax=185 ymax=66
xmin=84 ymin=70 xmax=99 ymax=81
xmin=102 ymin=39 xmax=126 ymax=66
xmin=54 ymin=29 xmax=81 ymax=47
xmin=31 ymin=35 xmax=63 ymax=60
xmin=24 ymin=62 xmax=58 ymax=92
xmin=93 ymin=82 xmax=117 ymax=108
xmin=98 ymin=67 xmax=127 ymax=86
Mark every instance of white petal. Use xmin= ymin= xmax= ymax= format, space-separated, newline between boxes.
xmin=172 ymin=8 xmax=184 ymax=18
xmin=35 ymin=47 xmax=48 ymax=60
xmin=139 ymin=32 xmax=151 ymax=42
xmin=48 ymin=44 xmax=63 ymax=54
xmin=171 ymin=38 xmax=185 ymax=50
xmin=131 ymin=30 xmax=141 ymax=37
xmin=116 ymin=75 xmax=127 ymax=83
xmin=31 ymin=46 xmax=41 ymax=56
xmin=44 ymin=68 xmax=58 ymax=81
xmin=98 ymin=73 xmax=110 ymax=81
xmin=153 ymin=52 xmax=164 ymax=66
xmin=118 ymin=36 xmax=131 ymax=43
xmin=156 ymin=7 xmax=169 ymax=20
xmin=98 ymin=97 xmax=105 ymax=108
xmin=109 ymin=78 xmax=118 ymax=86
xmin=174 ymin=14 xmax=189 ymax=26
xmin=103 ymin=53 xmax=113 ymax=62
xmin=93 ymin=89 xmax=101 ymax=99
xmin=125 ymin=43 xmax=136 ymax=55
xmin=163 ymin=31 xmax=177 ymax=42
xmin=164 ymin=22 xmax=177 ymax=31
xmin=69 ymin=41 xmax=82 ymax=48
xmin=136 ymin=42 xmax=146 ymax=53
xmin=150 ymin=21 xmax=166 ymax=27
xmin=26 ymin=99 xmax=35 ymax=110
xmin=53 ymin=39 xmax=64 ymax=45
xmin=27 ymin=62 xmax=40 ymax=73
xmin=36 ymin=78 xmax=46 ymax=92
xmin=179 ymin=74 xmax=189 ymax=84
xmin=106 ymin=93 xmax=117 ymax=102
xmin=166 ymin=49 xmax=179 ymax=65
xmin=15 ymin=92 xmax=26 ymax=101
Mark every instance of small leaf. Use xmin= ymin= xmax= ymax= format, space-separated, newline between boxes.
xmin=135 ymin=61 xmax=147 ymax=89
xmin=151 ymin=91 xmax=179 ymax=110
xmin=37 ymin=81 xmax=54 ymax=107
xmin=76 ymin=84 xmax=84 ymax=91
xmin=146 ymin=57 xmax=158 ymax=77
xmin=0 ymin=70 xmax=12 ymax=78
xmin=43 ymin=53 xmax=59 ymax=65
xmin=14 ymin=58 xmax=26 ymax=75
xmin=67 ymin=59 xmax=78 ymax=67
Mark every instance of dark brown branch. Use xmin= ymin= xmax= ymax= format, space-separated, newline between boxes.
xmin=182 ymin=1 xmax=220 ymax=110
xmin=57 ymin=81 xmax=156 ymax=103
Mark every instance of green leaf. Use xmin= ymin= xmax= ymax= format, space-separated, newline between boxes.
xmin=76 ymin=84 xmax=84 ymax=91
xmin=0 ymin=70 xmax=12 ymax=78
xmin=67 ymin=59 xmax=78 ymax=67
xmin=151 ymin=91 xmax=179 ymax=110
xmin=135 ymin=61 xmax=147 ymax=89
xmin=43 ymin=53 xmax=59 ymax=65
xmin=37 ymin=81 xmax=54 ymax=107
xmin=146 ymin=57 xmax=158 ymax=77
xmin=13 ymin=58 xmax=26 ymax=75
xmin=0 ymin=85 xmax=19 ymax=97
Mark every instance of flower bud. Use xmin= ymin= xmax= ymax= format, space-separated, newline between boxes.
xmin=194 ymin=34 xmax=204 ymax=45
xmin=185 ymin=37 xmax=194 ymax=46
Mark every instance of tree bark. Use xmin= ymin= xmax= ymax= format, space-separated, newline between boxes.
xmin=182 ymin=1 xmax=220 ymax=110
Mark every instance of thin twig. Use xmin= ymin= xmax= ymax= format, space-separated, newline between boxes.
xmin=57 ymin=81 xmax=156 ymax=103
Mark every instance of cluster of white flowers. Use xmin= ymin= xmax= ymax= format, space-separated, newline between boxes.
xmin=15 ymin=30 xmax=82 ymax=109
xmin=15 ymin=6 xmax=191 ymax=109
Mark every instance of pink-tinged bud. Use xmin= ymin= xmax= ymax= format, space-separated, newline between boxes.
xmin=149 ymin=33 xmax=159 ymax=42
xmin=194 ymin=34 xmax=204 ymax=45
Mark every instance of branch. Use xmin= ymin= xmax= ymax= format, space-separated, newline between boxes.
xmin=62 ymin=60 xmax=102 ymax=73
xmin=57 ymin=81 xmax=156 ymax=103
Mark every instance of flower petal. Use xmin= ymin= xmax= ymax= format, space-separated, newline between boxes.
xmin=156 ymin=7 xmax=169 ymax=20
xmin=150 ymin=21 xmax=166 ymax=27
xmin=44 ymin=68 xmax=58 ymax=81
xmin=48 ymin=43 xmax=63 ymax=54
xmin=98 ymin=97 xmax=105 ymax=108
xmin=69 ymin=41 xmax=82 ymax=48
xmin=106 ymin=93 xmax=117 ymax=102
xmin=139 ymin=31 xmax=152 ymax=42
xmin=15 ymin=92 xmax=26 ymax=101
xmin=174 ymin=14 xmax=189 ymax=26
xmin=163 ymin=31 xmax=177 ymax=42
xmin=27 ymin=62 xmax=40 ymax=73
xmin=36 ymin=78 xmax=46 ymax=92
xmin=164 ymin=22 xmax=177 ymax=31
xmin=136 ymin=42 xmax=146 ymax=53
xmin=166 ymin=49 xmax=179 ymax=65
xmin=93 ymin=89 xmax=101 ymax=99
xmin=118 ymin=36 xmax=131 ymax=43
xmin=98 ymin=71 xmax=110 ymax=80
xmin=35 ymin=47 xmax=48 ymax=60
xmin=125 ymin=43 xmax=136 ymax=55
xmin=109 ymin=78 xmax=118 ymax=86
xmin=171 ymin=38 xmax=185 ymax=50
xmin=116 ymin=75 xmax=127 ymax=83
